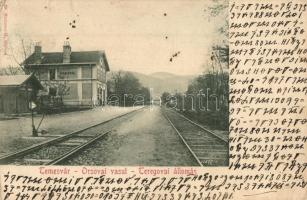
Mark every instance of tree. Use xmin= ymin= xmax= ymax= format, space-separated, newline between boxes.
xmin=0 ymin=66 xmax=24 ymax=75
xmin=7 ymin=34 xmax=34 ymax=73
xmin=161 ymin=92 xmax=171 ymax=105
xmin=56 ymin=74 xmax=71 ymax=103
xmin=107 ymin=71 xmax=150 ymax=106
xmin=204 ymin=0 xmax=228 ymax=43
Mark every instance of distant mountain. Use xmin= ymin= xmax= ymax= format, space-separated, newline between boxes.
xmin=149 ymin=72 xmax=177 ymax=79
xmin=107 ymin=71 xmax=196 ymax=98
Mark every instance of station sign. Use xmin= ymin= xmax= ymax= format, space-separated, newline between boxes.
xmin=29 ymin=101 xmax=37 ymax=110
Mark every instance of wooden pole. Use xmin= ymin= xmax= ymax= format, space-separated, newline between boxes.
xmin=28 ymin=85 xmax=38 ymax=137
xmin=31 ymin=108 xmax=37 ymax=136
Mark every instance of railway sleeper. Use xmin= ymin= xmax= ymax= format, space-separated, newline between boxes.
xmin=19 ymin=158 xmax=53 ymax=165
xmin=56 ymin=142 xmax=84 ymax=147
xmin=185 ymin=138 xmax=222 ymax=142
xmin=185 ymin=141 xmax=222 ymax=144
xmin=194 ymin=153 xmax=228 ymax=159
xmin=199 ymin=158 xmax=229 ymax=166
xmin=189 ymin=144 xmax=227 ymax=148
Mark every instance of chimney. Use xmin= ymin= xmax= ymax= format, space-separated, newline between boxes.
xmin=34 ymin=42 xmax=42 ymax=64
xmin=63 ymin=41 xmax=71 ymax=63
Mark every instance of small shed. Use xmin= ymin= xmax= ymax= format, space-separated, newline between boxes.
xmin=0 ymin=74 xmax=43 ymax=114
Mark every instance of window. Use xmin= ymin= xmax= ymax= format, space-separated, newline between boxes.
xmin=49 ymin=87 xmax=57 ymax=96
xmin=62 ymin=83 xmax=77 ymax=100
xmin=82 ymin=83 xmax=92 ymax=100
xmin=39 ymin=69 xmax=48 ymax=80
xmin=49 ymin=69 xmax=55 ymax=80
xmin=101 ymin=67 xmax=106 ymax=83
xmin=82 ymin=67 xmax=92 ymax=79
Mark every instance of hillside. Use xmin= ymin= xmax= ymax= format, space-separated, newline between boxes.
xmin=107 ymin=71 xmax=195 ymax=98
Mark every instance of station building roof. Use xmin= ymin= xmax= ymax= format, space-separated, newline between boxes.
xmin=24 ymin=51 xmax=110 ymax=71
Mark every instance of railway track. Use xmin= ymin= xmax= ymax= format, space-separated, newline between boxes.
xmin=162 ymin=108 xmax=228 ymax=167
xmin=0 ymin=107 xmax=144 ymax=165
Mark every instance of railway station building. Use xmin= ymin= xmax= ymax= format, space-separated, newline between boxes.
xmin=24 ymin=42 xmax=110 ymax=107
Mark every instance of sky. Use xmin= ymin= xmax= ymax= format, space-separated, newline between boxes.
xmin=0 ymin=0 xmax=227 ymax=75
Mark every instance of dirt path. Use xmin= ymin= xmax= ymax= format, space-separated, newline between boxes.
xmin=66 ymin=106 xmax=199 ymax=166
